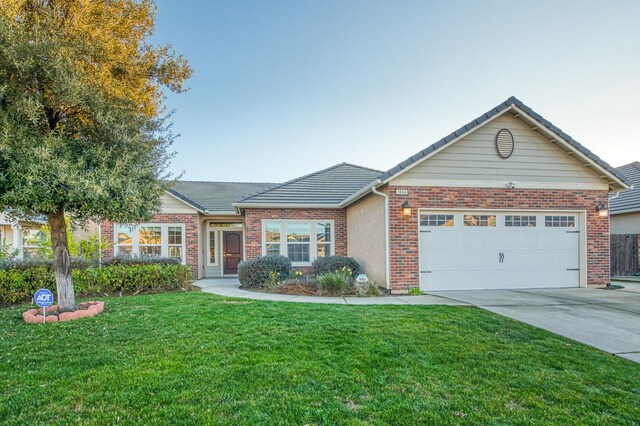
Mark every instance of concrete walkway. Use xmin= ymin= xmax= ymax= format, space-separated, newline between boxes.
xmin=195 ymin=278 xmax=467 ymax=306
xmin=426 ymin=283 xmax=640 ymax=364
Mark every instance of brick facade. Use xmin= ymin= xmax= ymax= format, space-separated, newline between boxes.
xmin=388 ymin=187 xmax=610 ymax=292
xmin=101 ymin=213 xmax=200 ymax=277
xmin=244 ymin=208 xmax=347 ymax=269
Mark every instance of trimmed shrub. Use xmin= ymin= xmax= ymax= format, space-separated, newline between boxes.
xmin=312 ymin=256 xmax=360 ymax=276
xmin=0 ymin=257 xmax=98 ymax=271
xmin=103 ymin=255 xmax=181 ymax=266
xmin=0 ymin=264 xmax=193 ymax=305
xmin=317 ymin=270 xmax=352 ymax=295
xmin=355 ymin=280 xmax=383 ymax=297
xmin=238 ymin=255 xmax=291 ymax=288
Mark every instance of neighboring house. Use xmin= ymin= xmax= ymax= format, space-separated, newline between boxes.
xmin=0 ymin=212 xmax=47 ymax=258
xmin=101 ymin=97 xmax=630 ymax=293
xmin=610 ymin=162 xmax=640 ymax=234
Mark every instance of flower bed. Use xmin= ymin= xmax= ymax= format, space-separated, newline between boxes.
xmin=22 ymin=301 xmax=105 ymax=324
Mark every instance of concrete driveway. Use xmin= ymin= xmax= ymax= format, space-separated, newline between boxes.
xmin=427 ymin=284 xmax=640 ymax=363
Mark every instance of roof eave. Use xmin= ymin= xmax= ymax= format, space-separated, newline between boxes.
xmin=339 ymin=178 xmax=384 ymax=208
xmin=610 ymin=207 xmax=640 ymax=215
xmin=508 ymin=104 xmax=630 ymax=191
xmin=232 ymin=202 xmax=343 ymax=209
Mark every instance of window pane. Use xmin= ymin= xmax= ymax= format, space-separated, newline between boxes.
xmin=140 ymin=246 xmax=162 ymax=257
xmin=545 ymin=216 xmax=575 ymax=227
xmin=168 ymin=227 xmax=182 ymax=245
xmin=317 ymin=223 xmax=331 ymax=243
xmin=266 ymin=243 xmax=280 ymax=256
xmin=23 ymin=247 xmax=40 ymax=259
xmin=287 ymin=243 xmax=309 ymax=262
xmin=139 ymin=226 xmax=161 ymax=244
xmin=505 ymin=215 xmax=536 ymax=227
xmin=317 ymin=243 xmax=331 ymax=258
xmin=287 ymin=223 xmax=310 ymax=242
xmin=208 ymin=231 xmax=216 ymax=264
xmin=22 ymin=228 xmax=45 ymax=246
xmin=117 ymin=246 xmax=133 ymax=255
xmin=168 ymin=246 xmax=182 ymax=259
xmin=464 ymin=215 xmax=496 ymax=227
xmin=420 ymin=214 xmax=454 ymax=227
xmin=265 ymin=222 xmax=280 ymax=243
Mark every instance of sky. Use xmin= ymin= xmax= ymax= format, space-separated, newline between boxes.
xmin=152 ymin=0 xmax=640 ymax=183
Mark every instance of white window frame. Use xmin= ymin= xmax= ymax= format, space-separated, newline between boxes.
xmin=114 ymin=223 xmax=186 ymax=264
xmin=21 ymin=226 xmax=44 ymax=258
xmin=261 ymin=219 xmax=335 ymax=266
xmin=207 ymin=229 xmax=218 ymax=266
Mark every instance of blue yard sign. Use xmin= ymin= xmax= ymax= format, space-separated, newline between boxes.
xmin=34 ymin=289 xmax=54 ymax=308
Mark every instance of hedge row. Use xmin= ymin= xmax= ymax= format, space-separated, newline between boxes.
xmin=0 ymin=264 xmax=193 ymax=305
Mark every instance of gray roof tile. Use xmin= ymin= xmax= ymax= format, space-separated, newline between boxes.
xmin=235 ymin=163 xmax=382 ymax=206
xmin=167 ymin=181 xmax=276 ymax=213
xmin=611 ymin=162 xmax=640 ymax=214
xmin=377 ymin=96 xmax=630 ymax=188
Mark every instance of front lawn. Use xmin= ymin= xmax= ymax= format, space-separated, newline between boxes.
xmin=1 ymin=293 xmax=639 ymax=425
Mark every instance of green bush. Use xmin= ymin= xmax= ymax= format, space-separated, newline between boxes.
xmin=355 ymin=280 xmax=383 ymax=297
xmin=0 ymin=257 xmax=98 ymax=271
xmin=103 ymin=255 xmax=181 ymax=266
xmin=317 ymin=270 xmax=352 ymax=296
xmin=0 ymin=264 xmax=193 ymax=305
xmin=312 ymin=256 xmax=360 ymax=276
xmin=408 ymin=287 xmax=423 ymax=296
xmin=238 ymin=255 xmax=291 ymax=288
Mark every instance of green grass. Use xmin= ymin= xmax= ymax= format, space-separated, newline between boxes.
xmin=1 ymin=292 xmax=639 ymax=425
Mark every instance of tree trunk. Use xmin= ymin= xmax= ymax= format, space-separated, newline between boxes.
xmin=48 ymin=210 xmax=75 ymax=312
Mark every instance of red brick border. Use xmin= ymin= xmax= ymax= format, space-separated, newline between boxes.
xmin=388 ymin=187 xmax=610 ymax=292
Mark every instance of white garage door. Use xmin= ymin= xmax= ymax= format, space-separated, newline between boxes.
xmin=419 ymin=211 xmax=581 ymax=291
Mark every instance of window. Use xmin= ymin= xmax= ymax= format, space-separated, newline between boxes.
xmin=505 ymin=215 xmax=536 ymax=227
xmin=286 ymin=223 xmax=310 ymax=262
xmin=265 ymin=222 xmax=281 ymax=256
xmin=464 ymin=215 xmax=496 ymax=227
xmin=316 ymin=223 xmax=331 ymax=257
xmin=207 ymin=230 xmax=217 ymax=265
xmin=114 ymin=223 xmax=186 ymax=263
xmin=139 ymin=226 xmax=161 ymax=257
xmin=168 ymin=227 xmax=183 ymax=260
xmin=263 ymin=220 xmax=334 ymax=264
xmin=116 ymin=225 xmax=134 ymax=255
xmin=545 ymin=216 xmax=575 ymax=228
xmin=21 ymin=227 xmax=45 ymax=258
xmin=421 ymin=214 xmax=454 ymax=227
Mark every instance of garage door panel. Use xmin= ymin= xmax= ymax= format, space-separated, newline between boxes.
xmin=419 ymin=210 xmax=581 ymax=291
xmin=421 ymin=249 xmax=503 ymax=271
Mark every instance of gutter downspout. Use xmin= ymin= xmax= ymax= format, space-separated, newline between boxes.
xmin=371 ymin=183 xmax=390 ymax=290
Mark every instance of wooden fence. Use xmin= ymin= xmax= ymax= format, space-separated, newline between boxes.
xmin=610 ymin=234 xmax=640 ymax=276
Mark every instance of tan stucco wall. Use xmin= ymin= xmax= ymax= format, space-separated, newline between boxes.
xmin=611 ymin=212 xmax=640 ymax=234
xmin=346 ymin=192 xmax=387 ymax=287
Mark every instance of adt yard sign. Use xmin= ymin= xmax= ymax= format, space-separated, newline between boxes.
xmin=34 ymin=289 xmax=54 ymax=308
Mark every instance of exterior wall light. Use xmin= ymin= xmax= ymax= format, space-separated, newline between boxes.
xmin=402 ymin=201 xmax=412 ymax=216
xmin=595 ymin=204 xmax=608 ymax=217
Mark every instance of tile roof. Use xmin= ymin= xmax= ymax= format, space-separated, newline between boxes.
xmin=377 ymin=96 xmax=630 ymax=189
xmin=611 ymin=162 xmax=640 ymax=214
xmin=234 ymin=163 xmax=382 ymax=207
xmin=167 ymin=181 xmax=276 ymax=213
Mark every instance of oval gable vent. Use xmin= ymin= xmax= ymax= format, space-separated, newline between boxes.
xmin=495 ymin=129 xmax=514 ymax=158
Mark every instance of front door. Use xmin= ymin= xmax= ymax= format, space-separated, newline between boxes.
xmin=223 ymin=231 xmax=243 ymax=275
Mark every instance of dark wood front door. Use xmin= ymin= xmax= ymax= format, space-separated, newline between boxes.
xmin=223 ymin=231 xmax=243 ymax=275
